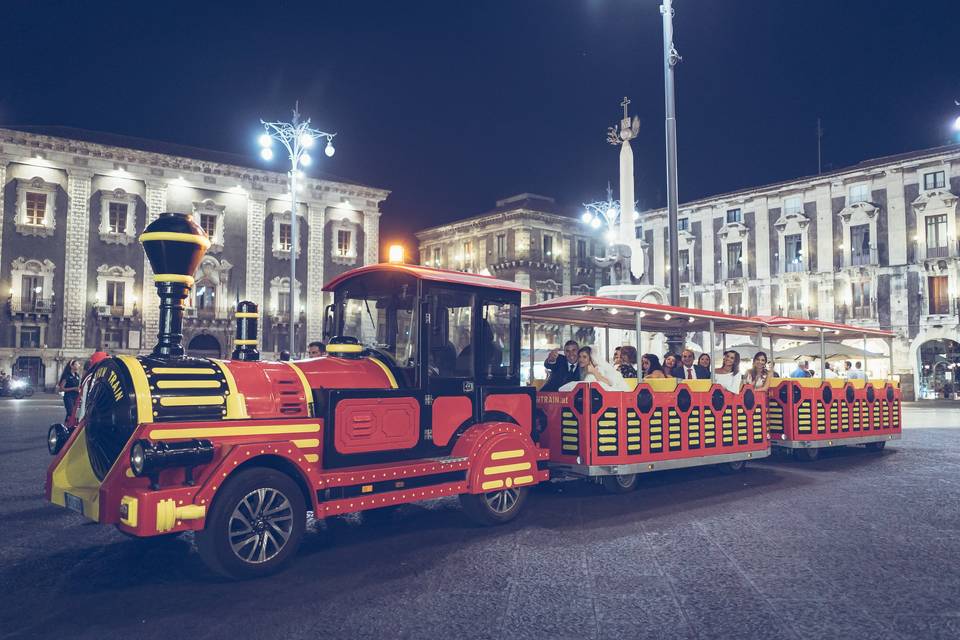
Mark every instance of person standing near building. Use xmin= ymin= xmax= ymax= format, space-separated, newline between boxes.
xmin=56 ymin=360 xmax=82 ymax=420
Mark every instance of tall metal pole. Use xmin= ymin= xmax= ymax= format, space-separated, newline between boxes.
xmin=289 ymin=163 xmax=298 ymax=357
xmin=661 ymin=0 xmax=683 ymax=354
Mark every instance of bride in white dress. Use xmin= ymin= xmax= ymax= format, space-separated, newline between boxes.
xmin=713 ymin=349 xmax=743 ymax=393
xmin=558 ymin=346 xmax=630 ymax=392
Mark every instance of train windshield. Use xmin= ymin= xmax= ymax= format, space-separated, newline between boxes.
xmin=341 ymin=279 xmax=418 ymax=369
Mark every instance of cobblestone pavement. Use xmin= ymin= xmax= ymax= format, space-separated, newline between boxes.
xmin=1 ymin=397 xmax=958 ymax=639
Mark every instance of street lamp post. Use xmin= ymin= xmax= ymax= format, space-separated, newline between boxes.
xmin=258 ymin=103 xmax=336 ymax=357
xmin=580 ymin=182 xmax=637 ymax=248
xmin=660 ymin=0 xmax=683 ymax=353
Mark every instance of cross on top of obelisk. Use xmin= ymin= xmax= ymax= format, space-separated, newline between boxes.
xmin=621 ymin=96 xmax=631 ymax=119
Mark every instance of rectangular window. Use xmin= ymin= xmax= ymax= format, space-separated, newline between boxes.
xmin=540 ymin=291 xmax=555 ymax=302
xmin=783 ymin=196 xmax=802 ymax=216
xmin=543 ymin=235 xmax=553 ymax=259
xmin=928 ymin=276 xmax=949 ymax=315
xmin=429 ymin=289 xmax=473 ymax=378
xmin=277 ymin=291 xmax=291 ymax=315
xmin=106 ymin=281 xmax=125 ymax=313
xmin=195 ymin=282 xmax=216 ymax=316
xmin=341 ymin=281 xmax=418 ymax=378
xmin=727 ymin=292 xmax=743 ymax=315
xmin=726 ymin=208 xmax=742 ymax=224
xmin=678 ymin=249 xmax=690 ymax=282
xmin=496 ymin=234 xmax=506 ymax=260
xmin=20 ymin=326 xmax=40 ymax=348
xmin=462 ymin=241 xmax=472 ymax=265
xmin=785 ymin=234 xmax=803 ymax=272
xmin=200 ymin=213 xmax=217 ymax=239
xmin=848 ymin=184 xmax=870 ymax=204
xmin=103 ymin=329 xmax=125 ymax=349
xmin=635 ymin=226 xmax=642 ymax=239
xmin=279 ymin=223 xmax=292 ymax=252
xmin=850 ymin=224 xmax=871 ymax=265
xmin=432 ymin=247 xmax=441 ymax=267
xmin=852 ymin=281 xmax=871 ymax=318
xmin=481 ymin=301 xmax=517 ymax=380
xmin=678 ymin=218 xmax=689 ymax=231
xmin=337 ymin=229 xmax=351 ymax=257
xmin=21 ymin=275 xmax=43 ymax=310
xmin=785 ymin=287 xmax=802 ymax=315
xmin=925 ymin=214 xmax=948 ymax=258
xmin=923 ymin=171 xmax=945 ymax=191
xmin=726 ymin=242 xmax=743 ymax=278
xmin=576 ymin=239 xmax=587 ymax=267
xmin=25 ymin=192 xmax=47 ymax=226
xmin=108 ymin=202 xmax=128 ymax=234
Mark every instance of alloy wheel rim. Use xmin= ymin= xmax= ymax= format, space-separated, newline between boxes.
xmin=228 ymin=487 xmax=294 ymax=564
xmin=484 ymin=488 xmax=519 ymax=514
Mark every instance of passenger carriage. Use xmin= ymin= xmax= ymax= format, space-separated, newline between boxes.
xmin=522 ymin=296 xmax=773 ymax=492
xmin=757 ymin=317 xmax=902 ymax=461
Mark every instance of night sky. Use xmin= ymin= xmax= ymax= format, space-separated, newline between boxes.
xmin=3 ymin=0 xmax=959 ymax=256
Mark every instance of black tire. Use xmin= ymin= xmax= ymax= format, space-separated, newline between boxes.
xmin=865 ymin=441 xmax=886 ymax=452
xmin=196 ymin=467 xmax=306 ymax=580
xmin=12 ymin=390 xmax=23 ymax=399
xmin=459 ymin=487 xmax=528 ymax=526
xmin=24 ymin=387 xmax=34 ymax=397
xmin=601 ymin=473 xmax=638 ymax=494
xmin=717 ymin=460 xmax=747 ymax=474
xmin=793 ymin=448 xmax=820 ymax=462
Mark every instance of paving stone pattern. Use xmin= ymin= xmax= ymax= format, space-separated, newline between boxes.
xmin=1 ymin=400 xmax=958 ymax=639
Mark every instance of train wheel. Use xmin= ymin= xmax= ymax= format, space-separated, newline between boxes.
xmin=601 ymin=473 xmax=638 ymax=494
xmin=865 ymin=441 xmax=886 ymax=452
xmin=460 ymin=487 xmax=528 ymax=526
xmin=793 ymin=448 xmax=819 ymax=462
xmin=196 ymin=467 xmax=305 ymax=579
xmin=717 ymin=460 xmax=746 ymax=474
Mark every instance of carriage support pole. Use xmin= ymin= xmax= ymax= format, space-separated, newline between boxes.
xmin=528 ymin=322 xmax=536 ymax=385
xmin=709 ymin=319 xmax=716 ymax=383
xmin=635 ymin=311 xmax=643 ymax=356
xmin=819 ymin=328 xmax=826 ymax=381
xmin=887 ymin=336 xmax=894 ymax=381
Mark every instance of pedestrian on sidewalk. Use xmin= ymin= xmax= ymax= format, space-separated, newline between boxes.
xmin=56 ymin=360 xmax=82 ymax=420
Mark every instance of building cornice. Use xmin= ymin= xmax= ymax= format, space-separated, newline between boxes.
xmin=416 ymin=208 xmax=577 ymax=239
xmin=0 ymin=127 xmax=390 ymax=204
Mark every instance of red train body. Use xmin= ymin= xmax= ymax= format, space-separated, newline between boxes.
xmin=44 ymin=213 xmax=902 ymax=578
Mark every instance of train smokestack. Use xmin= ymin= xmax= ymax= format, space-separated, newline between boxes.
xmin=232 ymin=300 xmax=260 ymax=361
xmin=140 ymin=212 xmax=210 ymax=358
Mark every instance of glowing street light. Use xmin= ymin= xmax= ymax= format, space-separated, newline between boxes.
xmin=388 ymin=244 xmax=405 ymax=264
xmin=581 ymin=182 xmax=638 ymax=244
xmin=258 ymin=102 xmax=338 ymax=357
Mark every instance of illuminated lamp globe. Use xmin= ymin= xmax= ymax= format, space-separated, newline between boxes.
xmin=388 ymin=244 xmax=405 ymax=264
xmin=300 ymin=152 xmax=312 ymax=167
xmin=258 ymin=133 xmax=273 ymax=148
xmin=581 ymin=211 xmax=592 ymax=224
xmin=324 ymin=141 xmax=336 ymax=157
xmin=954 ymin=115 xmax=960 ymax=132
xmin=299 ymin=133 xmax=315 ymax=148
xmin=606 ymin=207 xmax=617 ymax=218
xmin=260 ymin=147 xmax=274 ymax=161
xmin=590 ymin=217 xmax=601 ymax=229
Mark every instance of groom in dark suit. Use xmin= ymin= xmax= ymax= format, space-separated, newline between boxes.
xmin=541 ymin=340 xmax=581 ymax=391
xmin=675 ymin=348 xmax=710 ymax=380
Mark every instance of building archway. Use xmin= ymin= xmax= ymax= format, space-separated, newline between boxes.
xmin=187 ymin=333 xmax=222 ymax=359
xmin=917 ymin=338 xmax=960 ymax=400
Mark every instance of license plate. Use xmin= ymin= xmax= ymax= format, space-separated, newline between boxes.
xmin=64 ymin=492 xmax=84 ymax=516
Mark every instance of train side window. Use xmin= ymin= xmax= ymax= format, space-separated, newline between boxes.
xmin=480 ymin=301 xmax=517 ymax=380
xmin=429 ymin=289 xmax=473 ymax=378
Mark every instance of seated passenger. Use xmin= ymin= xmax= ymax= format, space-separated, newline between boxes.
xmin=713 ymin=350 xmax=742 ymax=393
xmin=662 ymin=353 xmax=680 ymax=378
xmin=618 ymin=345 xmax=638 ymax=379
xmin=613 ymin=346 xmax=622 ymax=368
xmin=640 ymin=354 xmax=666 ymax=379
xmin=743 ymin=351 xmax=771 ymax=392
xmin=698 ymin=353 xmax=712 ymax=371
xmin=558 ymin=346 xmax=629 ymax=391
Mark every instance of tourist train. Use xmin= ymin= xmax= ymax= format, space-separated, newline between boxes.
xmin=45 ymin=213 xmax=901 ymax=578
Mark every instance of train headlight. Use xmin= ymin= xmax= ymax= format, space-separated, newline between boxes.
xmin=47 ymin=423 xmax=73 ymax=455
xmin=130 ymin=440 xmax=148 ymax=476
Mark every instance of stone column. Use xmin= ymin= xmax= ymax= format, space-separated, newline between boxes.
xmin=363 ymin=209 xmax=381 ymax=265
xmin=814 ymin=184 xmax=834 ymax=274
xmin=306 ymin=202 xmax=326 ymax=342
xmin=702 ymin=207 xmax=716 ymax=284
xmin=884 ymin=169 xmax=908 ymax=266
xmin=141 ymin=180 xmax=168 ymax=351
xmin=652 ymin=220 xmax=665 ymax=287
xmin=0 ymin=159 xmax=6 ymax=285
xmin=62 ymin=169 xmax=93 ymax=351
xmin=245 ymin=194 xmax=266 ymax=304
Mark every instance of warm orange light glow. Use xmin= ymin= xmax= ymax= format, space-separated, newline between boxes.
xmin=388 ymin=244 xmax=405 ymax=264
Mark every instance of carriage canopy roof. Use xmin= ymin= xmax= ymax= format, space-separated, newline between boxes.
xmin=521 ymin=295 xmax=765 ymax=335
xmin=521 ymin=296 xmax=896 ymax=340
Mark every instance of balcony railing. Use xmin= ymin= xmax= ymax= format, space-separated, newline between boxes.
xmin=926 ymin=245 xmax=949 ymax=259
xmin=9 ymin=296 xmax=54 ymax=315
xmin=849 ymin=248 xmax=877 ymax=267
xmin=727 ymin=267 xmax=743 ymax=279
xmin=784 ymin=259 xmax=805 ymax=273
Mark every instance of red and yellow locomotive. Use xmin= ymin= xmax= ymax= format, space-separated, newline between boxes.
xmin=46 ymin=212 xmax=547 ymax=578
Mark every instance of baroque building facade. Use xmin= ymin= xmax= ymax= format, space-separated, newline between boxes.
xmin=0 ymin=127 xmax=388 ymax=389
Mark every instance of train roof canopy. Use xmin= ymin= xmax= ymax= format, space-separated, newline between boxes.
xmin=521 ymin=295 xmax=765 ymax=334
xmin=751 ymin=316 xmax=895 ymax=340
xmin=323 ymin=263 xmax=531 ymax=294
